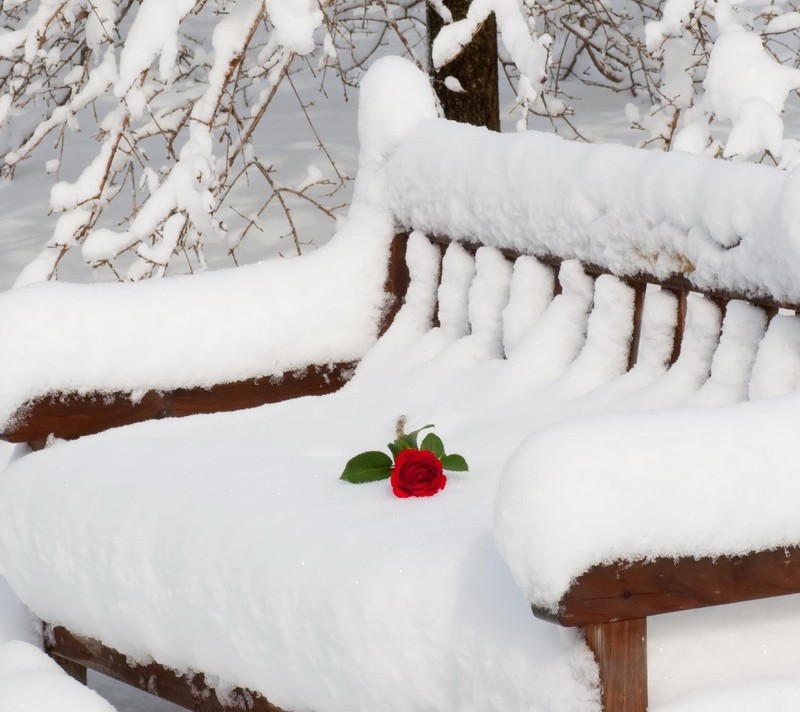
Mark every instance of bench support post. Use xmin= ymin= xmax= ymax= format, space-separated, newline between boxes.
xmin=43 ymin=623 xmax=88 ymax=684
xmin=584 ymin=618 xmax=647 ymax=712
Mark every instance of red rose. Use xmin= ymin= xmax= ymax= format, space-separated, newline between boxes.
xmin=390 ymin=449 xmax=446 ymax=498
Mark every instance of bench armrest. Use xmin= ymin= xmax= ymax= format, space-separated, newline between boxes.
xmin=0 ymin=234 xmax=410 ymax=446
xmin=534 ymin=547 xmax=800 ymax=627
xmin=4 ymin=362 xmax=357 ymax=447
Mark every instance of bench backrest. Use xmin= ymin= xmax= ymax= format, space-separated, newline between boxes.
xmin=4 ymin=225 xmax=800 ymax=448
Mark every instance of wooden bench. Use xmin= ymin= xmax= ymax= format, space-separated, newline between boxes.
xmin=5 ymin=232 xmax=800 ymax=712
xmin=3 ymin=57 xmax=800 ymax=712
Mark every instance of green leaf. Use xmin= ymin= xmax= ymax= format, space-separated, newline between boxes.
xmin=389 ymin=437 xmax=414 ymax=456
xmin=420 ymin=432 xmax=445 ymax=459
xmin=403 ymin=423 xmax=435 ymax=449
xmin=388 ymin=441 xmax=404 ymax=458
xmin=340 ymin=451 xmax=394 ymax=484
xmin=441 ymin=453 xmax=469 ymax=472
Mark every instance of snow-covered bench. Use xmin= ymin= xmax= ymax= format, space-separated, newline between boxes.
xmin=4 ymin=57 xmax=800 ymax=712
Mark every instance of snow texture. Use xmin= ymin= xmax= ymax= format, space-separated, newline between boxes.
xmin=4 ymin=57 xmax=800 ymax=712
xmin=495 ymin=390 xmax=800 ymax=613
xmin=0 ymin=565 xmax=114 ymax=711
xmin=381 ymin=118 xmax=800 ymax=304
xmin=704 ymin=2 xmax=800 ymax=159
xmin=0 ymin=56 xmax=438 ymax=432
xmin=0 ymin=234 xmax=607 ymax=712
xmin=5 ymin=229 xmax=800 ymax=712
xmin=0 ymin=640 xmax=117 ymax=712
xmin=6 ymin=58 xmax=800 ymax=433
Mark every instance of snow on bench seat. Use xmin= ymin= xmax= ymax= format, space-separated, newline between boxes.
xmin=0 ymin=235 xmax=616 ymax=712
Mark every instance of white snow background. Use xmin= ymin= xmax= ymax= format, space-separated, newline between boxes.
xmin=2 ymin=4 xmax=800 ymax=712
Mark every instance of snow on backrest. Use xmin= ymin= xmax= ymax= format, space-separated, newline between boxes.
xmin=635 ymin=289 xmax=678 ymax=371
xmin=691 ymin=301 xmax=770 ymax=405
xmin=558 ymin=275 xmax=634 ymax=396
xmin=674 ymin=295 xmax=724 ymax=388
xmin=368 ymin=231 xmax=441 ymax=348
xmin=381 ymin=113 xmax=800 ymax=305
xmin=504 ymin=261 xmax=594 ymax=388
xmin=466 ymin=248 xmax=513 ymax=358
xmin=344 ymin=233 xmax=443 ymax=385
xmin=501 ymin=257 xmax=555 ymax=358
xmin=634 ymin=294 xmax=722 ymax=406
xmin=437 ymin=243 xmax=475 ymax=339
xmin=749 ymin=315 xmax=800 ymax=399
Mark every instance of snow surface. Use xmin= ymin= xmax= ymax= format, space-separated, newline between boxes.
xmin=704 ymin=1 xmax=800 ymax=159
xmin=0 ymin=640 xmax=117 ymax=712
xmin=495 ymin=391 xmax=800 ymax=612
xmin=4 ymin=226 xmax=800 ymax=712
xmin=381 ymin=118 xmax=800 ymax=303
xmin=0 ymin=521 xmax=116 ymax=711
xmin=0 ymin=56 xmax=440 ymax=433
xmin=3 ymin=56 xmax=800 ymax=712
xmin=0 ymin=235 xmax=607 ymax=712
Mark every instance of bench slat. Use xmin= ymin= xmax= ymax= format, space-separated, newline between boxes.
xmin=1 ymin=234 xmax=412 ymax=447
xmin=3 ymin=362 xmax=356 ymax=447
xmin=425 ymin=235 xmax=800 ymax=313
xmin=45 ymin=625 xmax=286 ymax=712
xmin=627 ymin=282 xmax=646 ymax=371
xmin=666 ymin=287 xmax=687 ymax=365
xmin=534 ymin=546 xmax=800 ymax=627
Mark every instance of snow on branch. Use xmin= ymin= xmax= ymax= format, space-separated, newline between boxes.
xmin=2 ymin=0 xmax=428 ymax=284
xmin=4 ymin=0 xmax=800 ymax=284
xmin=432 ymin=0 xmax=550 ymax=129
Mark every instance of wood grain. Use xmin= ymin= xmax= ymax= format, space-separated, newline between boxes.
xmin=585 ymin=619 xmax=647 ymax=712
xmin=666 ymin=287 xmax=688 ymax=366
xmin=4 ymin=362 xmax=356 ymax=445
xmin=534 ymin=546 xmax=800 ymax=627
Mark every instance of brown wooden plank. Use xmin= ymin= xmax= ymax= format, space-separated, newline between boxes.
xmin=533 ymin=546 xmax=800 ymax=627
xmin=45 ymin=625 xmax=287 ymax=712
xmin=425 ymin=234 xmax=800 ymax=313
xmin=3 ymin=361 xmax=356 ymax=445
xmin=52 ymin=655 xmax=88 ymax=684
xmin=3 ymin=233 xmax=413 ymax=446
xmin=626 ymin=282 xmax=646 ymax=371
xmin=665 ymin=288 xmax=687 ymax=366
xmin=585 ymin=619 xmax=647 ymax=712
xmin=379 ymin=232 xmax=411 ymax=333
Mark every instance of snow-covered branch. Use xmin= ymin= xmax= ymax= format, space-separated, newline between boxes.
xmin=2 ymin=0 xmax=425 ymax=283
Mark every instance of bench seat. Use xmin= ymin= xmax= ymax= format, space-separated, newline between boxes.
xmin=0 ymin=238 xmax=613 ymax=712
xmin=4 ymin=230 xmax=800 ymax=712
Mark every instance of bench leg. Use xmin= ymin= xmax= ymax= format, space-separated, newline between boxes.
xmin=584 ymin=618 xmax=647 ymax=712
xmin=43 ymin=621 xmax=88 ymax=684
xmin=53 ymin=655 xmax=89 ymax=684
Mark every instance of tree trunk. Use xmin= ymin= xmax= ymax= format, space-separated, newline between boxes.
xmin=427 ymin=0 xmax=500 ymax=131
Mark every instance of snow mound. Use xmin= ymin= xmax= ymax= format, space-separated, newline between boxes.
xmin=494 ymin=392 xmax=800 ymax=613
xmin=381 ymin=117 xmax=800 ymax=303
xmin=0 ymin=640 xmax=116 ymax=712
